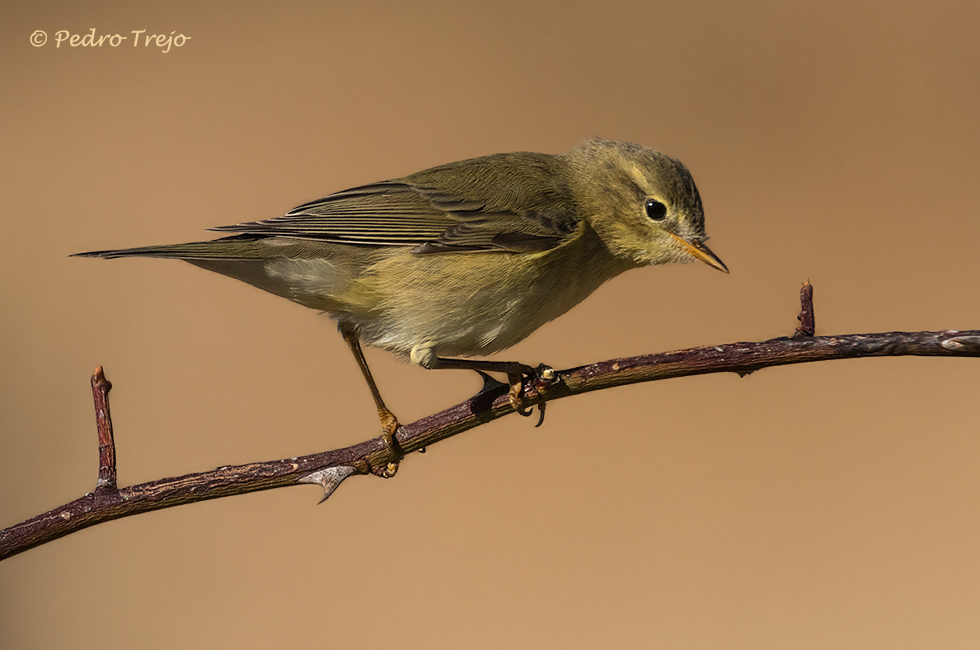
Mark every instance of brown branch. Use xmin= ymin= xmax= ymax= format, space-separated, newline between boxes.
xmin=91 ymin=366 xmax=117 ymax=491
xmin=3 ymin=284 xmax=980 ymax=560
xmin=794 ymin=279 xmax=815 ymax=338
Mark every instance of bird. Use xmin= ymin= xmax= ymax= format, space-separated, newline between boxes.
xmin=76 ymin=139 xmax=727 ymax=465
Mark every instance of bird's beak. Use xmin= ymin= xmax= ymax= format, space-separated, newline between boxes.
xmin=668 ymin=232 xmax=729 ymax=273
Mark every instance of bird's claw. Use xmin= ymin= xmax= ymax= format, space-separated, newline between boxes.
xmin=376 ymin=410 xmax=403 ymax=478
xmin=509 ymin=388 xmax=535 ymax=416
xmin=508 ymin=364 xmax=557 ymax=423
xmin=533 ymin=401 xmax=546 ymax=428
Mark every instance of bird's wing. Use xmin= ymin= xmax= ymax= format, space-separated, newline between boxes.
xmin=210 ymin=153 xmax=581 ymax=254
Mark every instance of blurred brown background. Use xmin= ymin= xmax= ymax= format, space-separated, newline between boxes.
xmin=3 ymin=0 xmax=980 ymax=647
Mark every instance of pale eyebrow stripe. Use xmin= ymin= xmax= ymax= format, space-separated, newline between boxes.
xmin=626 ymin=163 xmax=655 ymax=196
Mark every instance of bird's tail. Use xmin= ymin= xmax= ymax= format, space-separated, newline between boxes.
xmin=72 ymin=234 xmax=267 ymax=260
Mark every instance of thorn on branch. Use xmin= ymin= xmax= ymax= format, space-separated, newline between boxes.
xmin=90 ymin=366 xmax=117 ymax=492
xmin=793 ymin=279 xmax=816 ymax=339
xmin=941 ymin=335 xmax=980 ymax=352
xmin=299 ymin=465 xmax=357 ymax=504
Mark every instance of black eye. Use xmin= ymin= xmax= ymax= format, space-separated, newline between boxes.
xmin=645 ymin=199 xmax=667 ymax=221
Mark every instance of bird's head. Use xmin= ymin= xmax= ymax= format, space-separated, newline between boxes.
xmin=566 ymin=139 xmax=727 ymax=273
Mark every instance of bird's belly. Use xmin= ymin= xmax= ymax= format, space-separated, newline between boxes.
xmin=347 ymin=245 xmax=625 ymax=360
xmin=353 ymin=289 xmax=568 ymax=359
xmin=385 ymin=293 xmax=553 ymax=356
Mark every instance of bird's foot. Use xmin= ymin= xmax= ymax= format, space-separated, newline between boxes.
xmin=508 ymin=364 xmax=558 ymax=426
xmin=377 ymin=409 xmax=402 ymax=478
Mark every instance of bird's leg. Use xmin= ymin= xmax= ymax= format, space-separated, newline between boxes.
xmin=341 ymin=327 xmax=402 ymax=475
xmin=428 ymin=357 xmax=552 ymax=417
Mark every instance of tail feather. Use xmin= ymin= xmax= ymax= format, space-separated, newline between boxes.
xmin=73 ymin=234 xmax=266 ymax=260
xmin=74 ymin=233 xmax=378 ymax=313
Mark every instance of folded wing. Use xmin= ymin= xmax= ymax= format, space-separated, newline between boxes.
xmin=210 ymin=152 xmax=582 ymax=254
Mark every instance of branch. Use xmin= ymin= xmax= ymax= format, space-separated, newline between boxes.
xmin=793 ymin=279 xmax=815 ymax=338
xmin=3 ymin=282 xmax=979 ymax=560
xmin=91 ymin=367 xmax=117 ymax=491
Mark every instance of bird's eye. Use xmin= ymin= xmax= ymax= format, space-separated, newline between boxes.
xmin=645 ymin=200 xmax=667 ymax=221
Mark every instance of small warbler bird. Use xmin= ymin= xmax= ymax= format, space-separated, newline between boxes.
xmin=77 ymin=139 xmax=726 ymax=454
